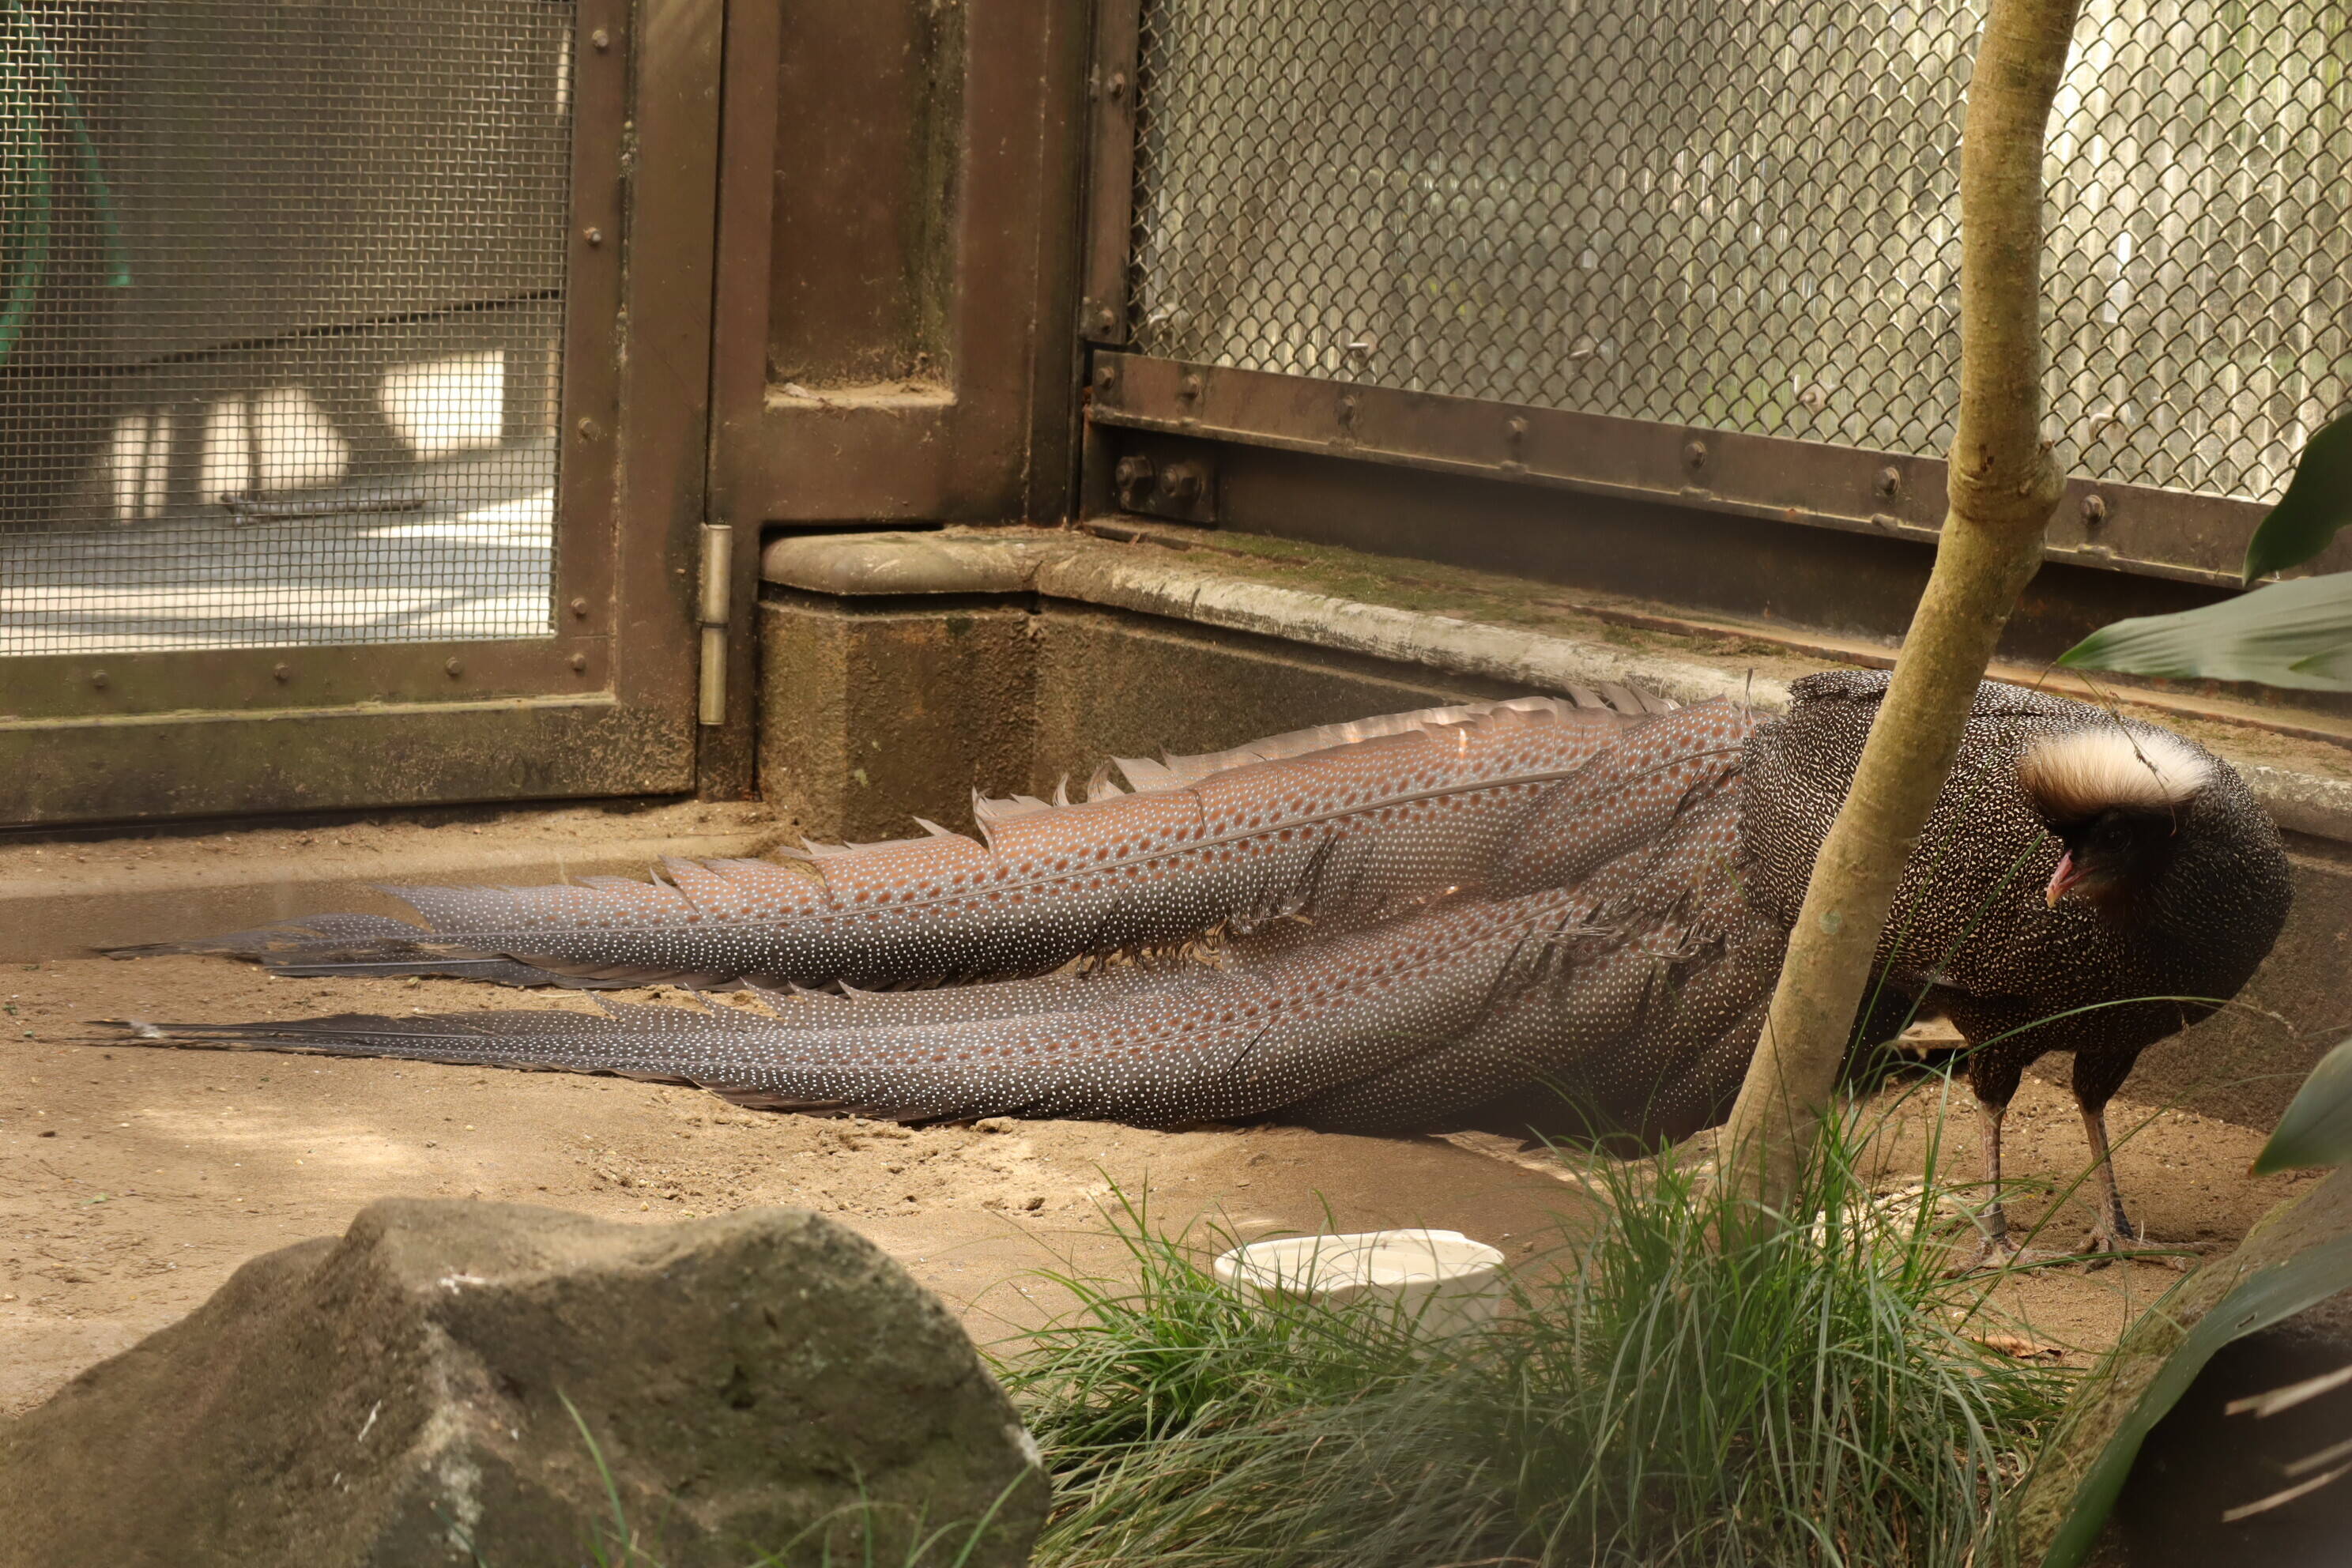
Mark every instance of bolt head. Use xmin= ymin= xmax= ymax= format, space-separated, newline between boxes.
xmin=444 ymin=658 xmax=463 ymax=678
xmin=89 ymin=670 xmax=107 ymax=689
xmin=1107 ymin=70 xmax=1129 ymax=101
xmin=1683 ymin=439 xmax=1708 ymax=470
xmin=2080 ymin=493 xmax=2109 ymax=525
xmin=1178 ymin=373 xmax=1203 ymax=401
xmin=571 ymin=597 xmax=590 ymax=619
xmin=273 ymin=662 xmax=292 ymax=682
xmin=1095 ymin=364 xmax=1119 ymax=392
xmin=583 ymin=226 xmax=603 ymax=247
xmin=569 ymin=653 xmax=589 ymax=673
xmin=591 ymin=27 xmax=611 ymax=51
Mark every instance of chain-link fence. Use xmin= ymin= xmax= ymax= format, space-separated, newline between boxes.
xmin=0 ymin=1 xmax=571 ymax=658
xmin=1129 ymin=0 xmax=2350 ymax=504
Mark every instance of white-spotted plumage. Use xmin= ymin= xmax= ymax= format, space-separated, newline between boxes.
xmin=104 ymin=674 xmax=2291 ymax=1163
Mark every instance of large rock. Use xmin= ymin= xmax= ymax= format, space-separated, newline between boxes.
xmin=2116 ymin=1287 xmax=2352 ymax=1566
xmin=0 ymin=1200 xmax=1046 ymax=1567
xmin=2018 ymin=1170 xmax=2352 ymax=1567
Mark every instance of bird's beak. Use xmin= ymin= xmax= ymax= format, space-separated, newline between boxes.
xmin=2045 ymin=850 xmax=2085 ymax=908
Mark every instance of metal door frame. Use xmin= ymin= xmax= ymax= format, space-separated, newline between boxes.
xmin=0 ymin=0 xmax=722 ymax=827
xmin=695 ymin=0 xmax=1090 ymax=796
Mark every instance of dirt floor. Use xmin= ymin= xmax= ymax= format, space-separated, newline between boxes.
xmin=0 ymin=949 xmax=2324 ymax=1416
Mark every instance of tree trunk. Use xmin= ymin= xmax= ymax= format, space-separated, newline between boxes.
xmin=1717 ymin=0 xmax=2082 ymax=1216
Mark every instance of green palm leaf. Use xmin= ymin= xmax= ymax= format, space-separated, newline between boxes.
xmin=2056 ymin=571 xmax=2352 ymax=692
xmin=2245 ymin=411 xmax=2352 ymax=585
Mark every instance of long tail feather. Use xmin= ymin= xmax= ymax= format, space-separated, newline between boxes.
xmin=110 ymin=891 xmax=1613 ymax=1125
xmin=106 ymin=710 xmax=1782 ymax=1138
xmin=119 ymin=696 xmax=1641 ymax=989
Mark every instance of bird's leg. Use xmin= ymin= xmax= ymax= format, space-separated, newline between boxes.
xmin=2070 ymin=1050 xmax=2190 ymax=1269
xmin=2073 ymin=1102 xmax=2190 ymax=1268
xmin=1950 ymin=1047 xmax=2047 ymax=1274
xmin=2075 ymin=1101 xmax=2138 ymax=1257
xmin=1952 ymin=1099 xmax=2030 ymax=1272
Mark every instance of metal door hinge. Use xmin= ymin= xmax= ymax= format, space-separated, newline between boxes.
xmin=696 ymin=522 xmax=733 ymax=726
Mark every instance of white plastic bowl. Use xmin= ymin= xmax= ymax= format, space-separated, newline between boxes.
xmin=1212 ymin=1228 xmax=1508 ymax=1339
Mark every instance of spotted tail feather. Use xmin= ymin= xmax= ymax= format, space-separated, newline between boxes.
xmin=111 ymin=890 xmax=1616 ymax=1126
xmin=115 ymin=696 xmax=1635 ymax=990
xmin=109 ymin=706 xmax=1785 ymax=1140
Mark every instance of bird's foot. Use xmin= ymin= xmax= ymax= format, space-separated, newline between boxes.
xmin=2075 ymin=1221 xmax=2195 ymax=1272
xmin=1947 ymin=1231 xmax=2059 ymax=1276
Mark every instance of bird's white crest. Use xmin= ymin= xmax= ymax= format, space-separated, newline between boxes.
xmin=2018 ymin=727 xmax=2211 ymax=819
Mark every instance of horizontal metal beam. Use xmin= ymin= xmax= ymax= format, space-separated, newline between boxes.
xmin=0 ymin=693 xmax=690 ymax=827
xmin=1088 ymin=355 xmax=2326 ymax=591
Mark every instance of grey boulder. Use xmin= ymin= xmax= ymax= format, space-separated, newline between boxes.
xmin=0 ymin=1198 xmax=1045 ymax=1567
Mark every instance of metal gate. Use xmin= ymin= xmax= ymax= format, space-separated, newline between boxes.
xmin=1080 ymin=0 xmax=2352 ymax=620
xmin=0 ymin=0 xmax=720 ymax=827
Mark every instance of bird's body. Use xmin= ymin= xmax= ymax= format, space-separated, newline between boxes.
xmin=111 ymin=672 xmax=2292 ymax=1252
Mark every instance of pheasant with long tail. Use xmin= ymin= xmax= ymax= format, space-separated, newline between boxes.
xmin=109 ymin=672 xmax=2291 ymax=1254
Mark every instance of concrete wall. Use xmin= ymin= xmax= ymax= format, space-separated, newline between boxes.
xmin=758 ymin=591 xmax=1509 ymax=842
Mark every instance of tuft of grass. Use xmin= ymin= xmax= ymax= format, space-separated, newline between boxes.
xmin=1004 ymin=1114 xmax=2073 ymax=1568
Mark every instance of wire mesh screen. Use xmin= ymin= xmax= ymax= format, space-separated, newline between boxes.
xmin=0 ymin=0 xmax=571 ymax=658
xmin=1129 ymin=0 xmax=2352 ymax=504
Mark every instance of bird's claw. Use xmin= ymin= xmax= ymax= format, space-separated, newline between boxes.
xmin=1947 ymin=1232 xmax=2057 ymax=1276
xmin=2076 ymin=1223 xmax=2194 ymax=1272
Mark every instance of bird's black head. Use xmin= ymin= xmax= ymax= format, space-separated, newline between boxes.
xmin=2017 ymin=726 xmax=2211 ymax=919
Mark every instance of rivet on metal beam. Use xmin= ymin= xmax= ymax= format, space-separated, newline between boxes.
xmin=1178 ymin=372 xmax=1203 ymax=401
xmin=1874 ymin=466 xmax=1901 ymax=499
xmin=1503 ymin=415 xmax=1528 ymax=473
xmin=570 ymin=653 xmax=589 ymax=673
xmin=2081 ymin=492 xmax=2110 ymax=526
xmin=590 ymin=27 xmax=611 ymax=51
xmin=1683 ymin=439 xmax=1709 ymax=471
xmin=273 ymin=662 xmax=292 ymax=683
xmin=576 ymin=417 xmax=602 ymax=440
xmin=1107 ymin=70 xmax=1129 ymax=103
xmin=444 ymin=658 xmax=463 ymax=678
xmin=583 ymin=227 xmax=604 ymax=247
xmin=1337 ymin=393 xmax=1359 ymax=434
xmin=89 ymin=669 xmax=107 ymax=690
xmin=571 ymin=597 xmax=591 ymax=619
xmin=1089 ymin=301 xmax=1118 ymax=336
xmin=1095 ymin=363 xmax=1119 ymax=393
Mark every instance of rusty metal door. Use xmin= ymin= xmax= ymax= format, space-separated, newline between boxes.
xmin=0 ymin=0 xmax=721 ymax=827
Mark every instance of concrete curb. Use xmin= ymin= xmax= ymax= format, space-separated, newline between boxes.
xmin=763 ymin=528 xmax=2352 ymax=844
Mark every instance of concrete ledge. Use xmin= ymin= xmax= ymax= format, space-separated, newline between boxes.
xmin=763 ymin=526 xmax=2352 ymax=846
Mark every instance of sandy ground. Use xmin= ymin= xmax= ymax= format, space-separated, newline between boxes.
xmin=0 ymin=951 xmax=2324 ymax=1415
